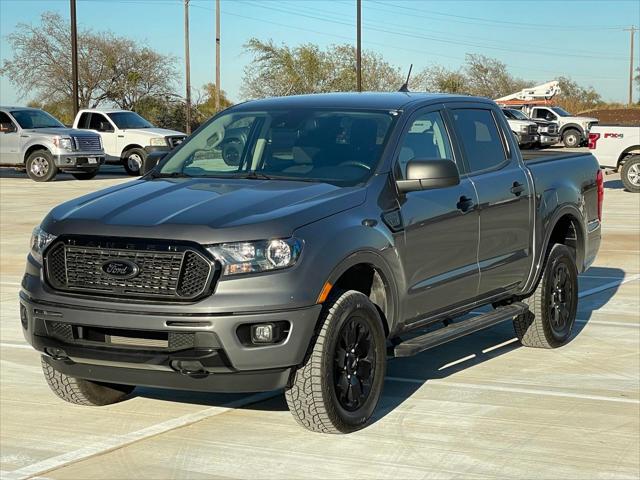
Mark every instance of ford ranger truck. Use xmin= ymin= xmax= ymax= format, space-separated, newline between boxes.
xmin=0 ymin=107 xmax=105 ymax=182
xmin=588 ymin=124 xmax=640 ymax=192
xmin=72 ymin=109 xmax=186 ymax=176
xmin=20 ymin=93 xmax=602 ymax=434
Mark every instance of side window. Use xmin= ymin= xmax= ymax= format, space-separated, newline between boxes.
xmin=451 ymin=109 xmax=507 ymax=174
xmin=397 ymin=111 xmax=453 ymax=178
xmin=0 ymin=112 xmax=17 ymax=132
xmin=89 ymin=113 xmax=112 ymax=131
xmin=77 ymin=112 xmax=91 ymax=129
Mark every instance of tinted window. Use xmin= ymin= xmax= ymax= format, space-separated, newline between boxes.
xmin=77 ymin=112 xmax=91 ymax=129
xmin=451 ymin=109 xmax=507 ymax=173
xmin=397 ymin=111 xmax=453 ymax=178
xmin=10 ymin=109 xmax=64 ymax=129
xmin=107 ymin=112 xmax=153 ymax=129
xmin=89 ymin=113 xmax=112 ymax=131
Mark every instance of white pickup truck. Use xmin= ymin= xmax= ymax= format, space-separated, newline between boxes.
xmin=589 ymin=125 xmax=640 ymax=192
xmin=72 ymin=109 xmax=186 ymax=175
xmin=519 ymin=105 xmax=598 ymax=148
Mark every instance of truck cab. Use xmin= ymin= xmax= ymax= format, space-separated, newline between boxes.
xmin=73 ymin=109 xmax=186 ymax=176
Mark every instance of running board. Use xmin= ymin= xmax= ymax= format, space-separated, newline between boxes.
xmin=393 ymin=302 xmax=528 ymax=358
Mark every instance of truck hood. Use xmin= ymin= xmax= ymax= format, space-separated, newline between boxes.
xmin=562 ymin=116 xmax=598 ymax=124
xmin=42 ymin=178 xmax=366 ymax=244
xmin=121 ymin=128 xmax=186 ymax=137
xmin=22 ymin=127 xmax=101 ymax=137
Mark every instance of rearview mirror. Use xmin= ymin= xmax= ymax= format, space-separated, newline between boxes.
xmin=142 ymin=151 xmax=166 ymax=175
xmin=396 ymin=159 xmax=460 ymax=193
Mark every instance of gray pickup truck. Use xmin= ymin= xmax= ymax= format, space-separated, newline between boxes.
xmin=20 ymin=93 xmax=602 ymax=433
xmin=0 ymin=106 xmax=105 ymax=181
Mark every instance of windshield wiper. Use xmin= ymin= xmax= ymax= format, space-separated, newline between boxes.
xmin=152 ymin=171 xmax=192 ymax=178
xmin=234 ymin=171 xmax=272 ymax=180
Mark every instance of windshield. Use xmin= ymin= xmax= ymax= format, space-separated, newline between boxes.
xmin=159 ymin=108 xmax=395 ymax=186
xmin=107 ymin=111 xmax=153 ymax=129
xmin=551 ymin=107 xmax=572 ymax=117
xmin=10 ymin=109 xmax=65 ymax=129
xmin=505 ymin=109 xmax=530 ymax=121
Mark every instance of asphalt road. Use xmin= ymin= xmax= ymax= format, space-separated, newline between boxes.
xmin=1 ymin=154 xmax=638 ymax=479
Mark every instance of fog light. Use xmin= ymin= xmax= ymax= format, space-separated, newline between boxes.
xmin=20 ymin=304 xmax=28 ymax=329
xmin=251 ymin=323 xmax=275 ymax=344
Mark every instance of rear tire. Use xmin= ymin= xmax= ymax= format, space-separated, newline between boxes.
xmin=285 ymin=290 xmax=386 ymax=434
xmin=26 ymin=150 xmax=58 ymax=182
xmin=620 ymin=155 xmax=640 ymax=193
xmin=122 ymin=148 xmax=146 ymax=176
xmin=71 ymin=169 xmax=99 ymax=180
xmin=41 ymin=356 xmax=134 ymax=406
xmin=562 ymin=129 xmax=581 ymax=148
xmin=513 ymin=244 xmax=578 ymax=348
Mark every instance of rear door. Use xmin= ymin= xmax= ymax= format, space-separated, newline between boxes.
xmin=395 ymin=106 xmax=480 ymax=322
xmin=448 ymin=105 xmax=532 ymax=298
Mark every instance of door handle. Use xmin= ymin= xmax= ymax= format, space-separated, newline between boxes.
xmin=456 ymin=195 xmax=475 ymax=213
xmin=510 ymin=182 xmax=525 ymax=196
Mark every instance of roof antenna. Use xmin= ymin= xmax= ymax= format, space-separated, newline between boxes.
xmin=399 ymin=64 xmax=413 ymax=92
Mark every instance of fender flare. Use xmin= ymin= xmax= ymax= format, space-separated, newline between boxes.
xmin=120 ymin=144 xmax=145 ymax=159
xmin=559 ymin=123 xmax=585 ymax=138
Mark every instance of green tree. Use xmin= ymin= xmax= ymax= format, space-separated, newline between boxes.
xmin=196 ymin=83 xmax=233 ymax=119
xmin=241 ymin=38 xmax=403 ymax=99
xmin=555 ymin=76 xmax=602 ymax=113
xmin=414 ymin=65 xmax=468 ymax=93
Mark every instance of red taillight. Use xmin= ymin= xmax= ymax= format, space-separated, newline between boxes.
xmin=588 ymin=132 xmax=600 ymax=149
xmin=596 ymin=169 xmax=604 ymax=221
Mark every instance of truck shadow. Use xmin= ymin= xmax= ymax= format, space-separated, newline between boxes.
xmin=0 ymin=166 xmax=128 ymax=181
xmin=604 ymin=178 xmax=625 ymax=190
xmin=134 ymin=266 xmax=626 ymax=421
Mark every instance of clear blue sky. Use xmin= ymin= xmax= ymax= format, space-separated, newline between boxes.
xmin=1 ymin=0 xmax=638 ymax=106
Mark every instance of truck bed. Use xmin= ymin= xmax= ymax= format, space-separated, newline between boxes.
xmin=521 ymin=150 xmax=590 ymax=164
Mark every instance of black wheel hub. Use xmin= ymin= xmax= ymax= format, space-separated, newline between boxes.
xmin=333 ymin=316 xmax=375 ymax=412
xmin=548 ymin=263 xmax=573 ymax=335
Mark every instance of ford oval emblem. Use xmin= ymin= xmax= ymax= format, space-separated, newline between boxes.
xmin=101 ymin=259 xmax=140 ymax=279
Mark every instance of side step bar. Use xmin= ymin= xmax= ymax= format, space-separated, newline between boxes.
xmin=394 ymin=302 xmax=528 ymax=358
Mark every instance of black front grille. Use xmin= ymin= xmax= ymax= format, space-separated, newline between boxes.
xmin=72 ymin=135 xmax=102 ymax=152
xmin=45 ymin=240 xmax=213 ymax=300
xmin=166 ymin=136 xmax=186 ymax=149
xmin=528 ymin=125 xmax=538 ymax=135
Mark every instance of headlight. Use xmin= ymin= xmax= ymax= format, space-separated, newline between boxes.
xmin=519 ymin=125 xmax=529 ymax=132
xmin=207 ymin=238 xmax=302 ymax=276
xmin=149 ymin=137 xmax=167 ymax=147
xmin=30 ymin=226 xmax=57 ymax=263
xmin=53 ymin=136 xmax=74 ymax=151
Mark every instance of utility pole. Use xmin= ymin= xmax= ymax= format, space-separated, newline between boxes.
xmin=70 ymin=0 xmax=79 ymax=116
xmin=356 ymin=0 xmax=362 ymax=92
xmin=215 ymin=0 xmax=221 ymax=111
xmin=184 ymin=0 xmax=192 ymax=134
xmin=623 ymin=26 xmax=637 ymax=105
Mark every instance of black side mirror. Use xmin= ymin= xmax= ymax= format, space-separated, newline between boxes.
xmin=396 ymin=158 xmax=460 ymax=193
xmin=99 ymin=121 xmax=113 ymax=132
xmin=142 ymin=151 xmax=166 ymax=175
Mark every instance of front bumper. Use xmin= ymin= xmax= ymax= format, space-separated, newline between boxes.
xmin=19 ymin=277 xmax=322 ymax=392
xmin=53 ymin=152 xmax=105 ymax=171
xmin=539 ymin=134 xmax=560 ymax=146
xmin=144 ymin=145 xmax=171 ymax=155
xmin=516 ymin=133 xmax=538 ymax=146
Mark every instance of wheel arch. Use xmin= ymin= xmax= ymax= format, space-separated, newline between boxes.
xmin=617 ymin=146 xmax=640 ymax=167
xmin=559 ymin=124 xmax=584 ymax=137
xmin=538 ymin=206 xmax=586 ymax=284
xmin=120 ymin=144 xmax=145 ymax=159
xmin=23 ymin=144 xmax=50 ymax=163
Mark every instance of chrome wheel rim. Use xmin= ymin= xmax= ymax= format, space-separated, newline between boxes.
xmin=127 ymin=153 xmax=142 ymax=172
xmin=30 ymin=156 xmax=49 ymax=177
xmin=627 ymin=163 xmax=640 ymax=186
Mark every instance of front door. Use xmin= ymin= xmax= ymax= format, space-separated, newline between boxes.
xmin=0 ymin=112 xmax=21 ymax=165
xmin=449 ymin=106 xmax=532 ymax=298
xmin=88 ymin=113 xmax=119 ymax=161
xmin=395 ymin=108 xmax=480 ymax=322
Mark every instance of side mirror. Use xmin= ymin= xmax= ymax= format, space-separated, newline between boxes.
xmin=0 ymin=122 xmax=17 ymax=133
xmin=396 ymin=159 xmax=460 ymax=193
xmin=99 ymin=121 xmax=113 ymax=132
xmin=142 ymin=151 xmax=166 ymax=175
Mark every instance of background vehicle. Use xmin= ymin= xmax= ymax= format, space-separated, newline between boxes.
xmin=21 ymin=93 xmax=602 ymax=434
xmin=500 ymin=108 xmax=539 ymax=149
xmin=502 ymin=108 xmax=560 ymax=148
xmin=589 ymin=125 xmax=640 ymax=192
xmin=72 ymin=109 xmax=186 ymax=176
xmin=495 ymin=81 xmax=598 ymax=148
xmin=0 ymin=107 xmax=104 ymax=182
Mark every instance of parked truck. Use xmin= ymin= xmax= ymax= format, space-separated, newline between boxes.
xmin=500 ymin=108 xmax=539 ymax=149
xmin=588 ymin=124 xmax=640 ymax=192
xmin=502 ymin=108 xmax=560 ymax=148
xmin=0 ymin=107 xmax=105 ymax=182
xmin=72 ymin=109 xmax=186 ymax=176
xmin=21 ymin=93 xmax=602 ymax=433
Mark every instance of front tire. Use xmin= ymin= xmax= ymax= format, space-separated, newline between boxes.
xmin=122 ymin=148 xmax=146 ymax=176
xmin=26 ymin=150 xmax=58 ymax=182
xmin=285 ymin=290 xmax=386 ymax=434
xmin=513 ymin=244 xmax=578 ymax=348
xmin=620 ymin=155 xmax=640 ymax=193
xmin=562 ymin=129 xmax=581 ymax=148
xmin=41 ymin=357 xmax=134 ymax=406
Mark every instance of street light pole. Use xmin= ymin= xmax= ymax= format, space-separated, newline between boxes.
xmin=356 ymin=0 xmax=362 ymax=92
xmin=70 ymin=0 xmax=79 ymax=116
xmin=184 ymin=0 xmax=192 ymax=134
xmin=215 ymin=0 xmax=221 ymax=112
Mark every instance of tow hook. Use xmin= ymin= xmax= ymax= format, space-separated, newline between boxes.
xmin=170 ymin=360 xmax=209 ymax=378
